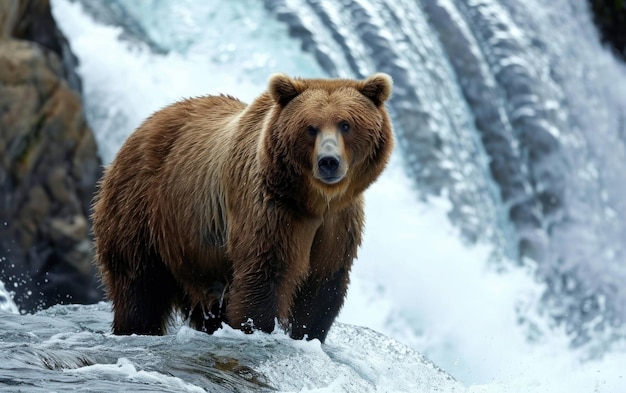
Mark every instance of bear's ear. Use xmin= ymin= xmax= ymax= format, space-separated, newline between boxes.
xmin=268 ymin=73 xmax=304 ymax=107
xmin=359 ymin=73 xmax=393 ymax=106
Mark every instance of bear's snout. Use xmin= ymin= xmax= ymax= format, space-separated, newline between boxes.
xmin=318 ymin=154 xmax=341 ymax=181
xmin=314 ymin=129 xmax=347 ymax=184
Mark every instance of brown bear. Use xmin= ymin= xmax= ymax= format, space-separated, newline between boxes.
xmin=92 ymin=73 xmax=394 ymax=342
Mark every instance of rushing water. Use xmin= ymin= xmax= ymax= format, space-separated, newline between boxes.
xmin=2 ymin=0 xmax=626 ymax=391
xmin=0 ymin=302 xmax=462 ymax=392
xmin=261 ymin=0 xmax=626 ymax=348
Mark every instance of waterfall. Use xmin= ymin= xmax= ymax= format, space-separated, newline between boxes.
xmin=261 ymin=0 xmax=626 ymax=346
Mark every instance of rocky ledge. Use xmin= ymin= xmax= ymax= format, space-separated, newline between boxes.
xmin=0 ymin=0 xmax=103 ymax=312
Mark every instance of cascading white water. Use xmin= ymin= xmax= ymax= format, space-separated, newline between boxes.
xmin=262 ymin=0 xmax=626 ymax=347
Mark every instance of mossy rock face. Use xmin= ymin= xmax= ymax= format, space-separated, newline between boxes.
xmin=589 ymin=0 xmax=626 ymax=60
xmin=0 ymin=0 xmax=103 ymax=312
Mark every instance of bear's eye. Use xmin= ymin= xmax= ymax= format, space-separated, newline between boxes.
xmin=339 ymin=121 xmax=350 ymax=133
xmin=307 ymin=125 xmax=319 ymax=136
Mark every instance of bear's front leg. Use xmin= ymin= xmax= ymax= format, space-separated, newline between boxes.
xmin=226 ymin=266 xmax=282 ymax=333
xmin=289 ymin=267 xmax=351 ymax=342
xmin=289 ymin=204 xmax=363 ymax=342
xmin=226 ymin=215 xmax=316 ymax=334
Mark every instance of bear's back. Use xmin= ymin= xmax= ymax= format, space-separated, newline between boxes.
xmin=94 ymin=95 xmax=249 ymax=272
xmin=149 ymin=95 xmax=249 ymax=266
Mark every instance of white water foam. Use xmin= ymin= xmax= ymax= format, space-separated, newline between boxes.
xmin=68 ymin=357 xmax=206 ymax=392
xmin=0 ymin=279 xmax=19 ymax=314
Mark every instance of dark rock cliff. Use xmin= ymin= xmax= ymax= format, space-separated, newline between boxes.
xmin=0 ymin=0 xmax=103 ymax=312
xmin=588 ymin=0 xmax=626 ymax=61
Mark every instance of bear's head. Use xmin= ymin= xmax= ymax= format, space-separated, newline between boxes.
xmin=262 ymin=73 xmax=394 ymax=213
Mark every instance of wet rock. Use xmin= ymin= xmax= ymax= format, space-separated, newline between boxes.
xmin=0 ymin=0 xmax=103 ymax=312
xmin=588 ymin=0 xmax=626 ymax=61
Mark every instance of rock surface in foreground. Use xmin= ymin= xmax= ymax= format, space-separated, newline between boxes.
xmin=0 ymin=302 xmax=465 ymax=392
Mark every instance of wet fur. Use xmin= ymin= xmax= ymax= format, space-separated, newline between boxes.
xmin=92 ymin=74 xmax=393 ymax=342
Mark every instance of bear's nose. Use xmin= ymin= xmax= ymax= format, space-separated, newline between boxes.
xmin=318 ymin=155 xmax=340 ymax=177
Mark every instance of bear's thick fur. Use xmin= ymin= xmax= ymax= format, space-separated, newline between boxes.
xmin=92 ymin=73 xmax=393 ymax=342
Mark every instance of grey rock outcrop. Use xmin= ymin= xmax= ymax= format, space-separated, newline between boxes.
xmin=0 ymin=0 xmax=103 ymax=312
